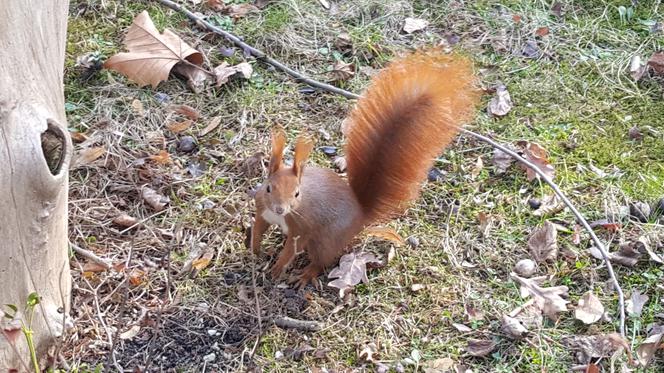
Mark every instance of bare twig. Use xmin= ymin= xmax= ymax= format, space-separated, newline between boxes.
xmin=70 ymin=242 xmax=112 ymax=270
xmin=155 ymin=0 xmax=626 ymax=338
xmin=273 ymin=316 xmax=323 ymax=332
xmin=461 ymin=130 xmax=626 ymax=337
xmin=152 ymin=0 xmax=360 ymax=99
xmin=249 ymin=258 xmax=263 ymax=359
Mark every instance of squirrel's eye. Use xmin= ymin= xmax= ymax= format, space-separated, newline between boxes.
xmin=295 ymin=190 xmax=300 ymax=198
xmin=266 ymin=185 xmax=271 ymax=193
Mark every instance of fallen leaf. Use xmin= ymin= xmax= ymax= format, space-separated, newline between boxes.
xmin=528 ymin=221 xmax=558 ymax=263
xmin=511 ymin=272 xmax=569 ymax=320
xmin=327 ymin=252 xmax=382 ymax=298
xmin=516 ymin=141 xmax=555 ymax=181
xmin=190 ymin=246 xmax=216 ymax=277
xmin=636 ymin=325 xmax=663 ymax=366
xmin=501 ymin=314 xmax=529 ymax=339
xmin=131 ymin=99 xmax=145 ymax=116
xmin=589 ymin=219 xmax=622 ymax=232
xmin=535 ymin=27 xmax=549 ymax=36
xmin=452 ymin=323 xmax=472 ymax=332
xmin=330 ymin=60 xmax=354 ymax=81
xmin=590 ymin=242 xmax=641 ymax=267
xmin=358 ymin=342 xmax=378 ymax=363
xmin=214 ymin=61 xmax=253 ymax=86
xmin=82 ymin=261 xmax=109 ymax=273
xmin=492 ymin=148 xmax=514 ymax=174
xmin=199 ymin=116 xmax=222 ymax=137
xmin=423 ymin=357 xmax=458 ymax=373
xmin=119 ymin=325 xmax=141 ymax=340
xmin=141 ymin=186 xmax=169 ymax=212
xmin=466 ymin=339 xmax=496 ymax=357
xmin=172 ymin=104 xmax=200 ymax=121
xmin=128 ymin=268 xmax=146 ymax=286
xmin=75 ymin=146 xmax=106 ymax=167
xmin=487 ymin=85 xmax=512 ymax=117
xmin=585 ymin=364 xmax=600 ymax=373
xmin=574 ymin=291 xmax=604 ymax=325
xmin=477 ymin=211 xmax=492 ymax=237
xmin=647 ymin=52 xmax=664 ymax=75
xmin=70 ymin=131 xmax=88 ymax=143
xmin=226 ymin=3 xmax=259 ymax=18
xmin=403 ymin=17 xmax=429 ymax=34
xmin=206 ymin=0 xmax=225 ymax=11
xmin=532 ymin=194 xmax=565 ymax=216
xmin=166 ymin=119 xmax=193 ymax=133
xmin=630 ymin=55 xmax=646 ymax=81
xmin=364 ymin=226 xmax=404 ymax=245
xmin=148 ymin=150 xmax=172 ymax=165
xmin=471 ymin=156 xmax=484 ymax=178
xmin=112 ymin=213 xmax=138 ymax=228
xmin=512 ymin=14 xmax=522 ymax=24
xmin=563 ymin=333 xmax=632 ymax=364
xmin=626 ymin=290 xmax=649 ymax=317
xmin=104 ymin=11 xmax=203 ymax=88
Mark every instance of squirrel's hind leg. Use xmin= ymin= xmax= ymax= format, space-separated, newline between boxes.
xmin=293 ymin=264 xmax=323 ymax=290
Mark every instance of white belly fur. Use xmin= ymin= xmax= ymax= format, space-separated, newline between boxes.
xmin=261 ymin=209 xmax=289 ymax=235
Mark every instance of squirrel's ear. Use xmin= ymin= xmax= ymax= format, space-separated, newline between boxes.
xmin=268 ymin=127 xmax=287 ymax=175
xmin=293 ymin=135 xmax=314 ymax=179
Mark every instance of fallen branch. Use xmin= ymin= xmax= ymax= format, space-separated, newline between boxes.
xmin=70 ymin=243 xmax=112 ymax=270
xmin=153 ymin=0 xmax=626 ymax=338
xmin=273 ymin=316 xmax=323 ymax=332
xmin=153 ymin=0 xmax=359 ymax=100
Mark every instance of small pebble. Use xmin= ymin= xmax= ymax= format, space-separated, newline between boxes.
xmin=207 ymin=329 xmax=218 ymax=336
xmin=406 ymin=236 xmax=420 ymax=248
xmin=427 ymin=168 xmax=446 ymax=182
xmin=203 ymin=353 xmax=216 ymax=363
xmin=528 ymin=198 xmax=541 ymax=210
xmin=514 ymin=259 xmax=537 ymax=277
xmin=320 ymin=146 xmax=337 ymax=157
xmin=629 ymin=201 xmax=651 ymax=222
xmin=177 ymin=136 xmax=197 ymax=153
xmin=275 ymin=351 xmax=284 ymax=360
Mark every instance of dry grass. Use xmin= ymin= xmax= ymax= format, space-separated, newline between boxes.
xmin=59 ymin=0 xmax=664 ymax=372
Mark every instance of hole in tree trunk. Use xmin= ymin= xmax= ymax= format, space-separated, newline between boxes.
xmin=41 ymin=120 xmax=66 ymax=175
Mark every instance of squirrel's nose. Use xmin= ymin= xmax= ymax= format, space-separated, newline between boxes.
xmin=275 ymin=206 xmax=285 ymax=215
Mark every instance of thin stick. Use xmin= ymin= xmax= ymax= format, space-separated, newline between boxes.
xmin=249 ymin=257 xmax=263 ymax=359
xmin=460 ymin=129 xmax=626 ymax=337
xmin=152 ymin=0 xmax=360 ymax=100
xmin=273 ymin=316 xmax=323 ymax=332
xmin=70 ymin=243 xmax=112 ymax=269
xmin=154 ymin=0 xmax=626 ymax=338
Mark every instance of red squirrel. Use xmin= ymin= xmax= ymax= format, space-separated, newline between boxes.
xmin=251 ymin=50 xmax=480 ymax=288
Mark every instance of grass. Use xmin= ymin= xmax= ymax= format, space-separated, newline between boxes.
xmin=60 ymin=0 xmax=664 ymax=371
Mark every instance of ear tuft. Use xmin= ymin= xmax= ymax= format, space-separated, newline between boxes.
xmin=293 ymin=135 xmax=314 ymax=179
xmin=268 ymin=127 xmax=287 ymax=175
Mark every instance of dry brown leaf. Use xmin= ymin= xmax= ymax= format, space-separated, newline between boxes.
xmin=585 ymin=363 xmax=599 ymax=373
xmin=331 ymin=60 xmax=354 ymax=81
xmin=75 ymin=146 xmax=106 ymax=167
xmin=528 ymin=221 xmax=558 ymax=263
xmin=129 ymin=269 xmax=146 ymax=286
xmin=492 ymin=148 xmax=514 ymax=174
xmin=423 ymin=357 xmax=457 ymax=373
xmin=647 ymin=52 xmax=664 ymax=75
xmin=487 ymin=85 xmax=512 ymax=117
xmin=471 ymin=156 xmax=484 ymax=178
xmin=166 ymin=119 xmax=193 ymax=133
xmin=364 ymin=226 xmax=404 ymax=245
xmin=465 ymin=339 xmax=496 ymax=357
xmin=119 ymin=325 xmax=141 ymax=340
xmin=532 ymin=194 xmax=565 ymax=216
xmin=70 ymin=131 xmax=88 ymax=143
xmin=141 ymin=186 xmax=169 ymax=212
xmin=516 ymin=141 xmax=555 ymax=181
xmin=630 ymin=55 xmax=646 ymax=81
xmin=112 ymin=213 xmax=138 ymax=228
xmin=172 ymin=104 xmax=200 ymax=121
xmin=199 ymin=116 xmax=222 ymax=137
xmin=535 ymin=26 xmax=549 ymax=37
xmin=148 ymin=150 xmax=172 ymax=165
xmin=206 ymin=0 xmax=225 ymax=11
xmin=104 ymin=11 xmax=203 ymax=88
xmin=574 ymin=291 xmax=604 ymax=325
xmin=636 ymin=325 xmax=663 ymax=366
xmin=214 ymin=61 xmax=253 ymax=86
xmin=563 ymin=333 xmax=632 ymax=364
xmin=226 ymin=3 xmax=259 ymax=18
xmin=327 ymin=252 xmax=382 ymax=298
xmin=191 ymin=247 xmax=215 ymax=275
xmin=626 ymin=290 xmax=649 ymax=317
xmin=501 ymin=314 xmax=529 ymax=339
xmin=511 ymin=272 xmax=568 ymax=320
xmin=82 ymin=261 xmax=109 ymax=273
xmin=452 ymin=322 xmax=472 ymax=332
xmin=403 ymin=17 xmax=429 ymax=33
xmin=358 ymin=342 xmax=378 ymax=363
xmin=131 ymin=99 xmax=145 ymax=116
xmin=590 ymin=243 xmax=641 ymax=267
xmin=477 ymin=211 xmax=493 ymax=237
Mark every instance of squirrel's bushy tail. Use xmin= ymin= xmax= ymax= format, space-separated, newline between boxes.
xmin=345 ymin=50 xmax=480 ymax=223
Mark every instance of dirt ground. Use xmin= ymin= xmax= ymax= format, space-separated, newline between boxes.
xmin=60 ymin=0 xmax=663 ymax=372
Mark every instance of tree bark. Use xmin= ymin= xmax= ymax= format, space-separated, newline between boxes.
xmin=0 ymin=0 xmax=73 ymax=370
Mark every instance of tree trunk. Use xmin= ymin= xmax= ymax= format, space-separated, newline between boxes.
xmin=0 ymin=0 xmax=72 ymax=370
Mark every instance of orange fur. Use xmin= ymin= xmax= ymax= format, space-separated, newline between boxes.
xmin=346 ymin=51 xmax=480 ymax=222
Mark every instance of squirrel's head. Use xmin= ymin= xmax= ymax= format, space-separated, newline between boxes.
xmin=262 ymin=128 xmax=314 ymax=216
